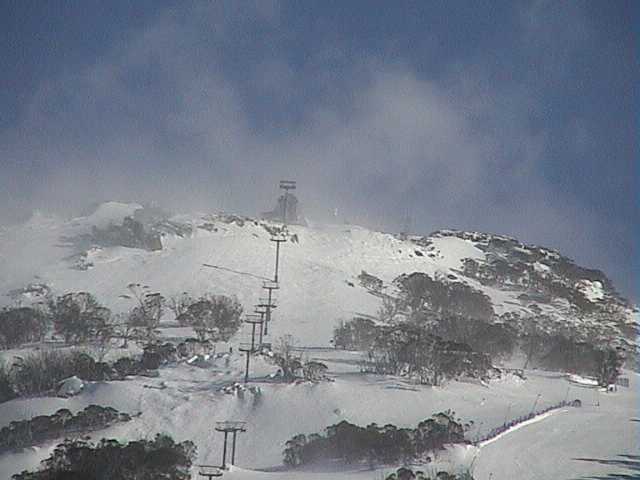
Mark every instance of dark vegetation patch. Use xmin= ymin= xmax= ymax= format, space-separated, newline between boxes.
xmin=385 ymin=467 xmax=474 ymax=480
xmin=0 ymin=338 xmax=206 ymax=403
xmin=284 ymin=411 xmax=467 ymax=467
xmin=0 ymin=307 xmax=48 ymax=349
xmin=1 ymin=405 xmax=132 ymax=452
xmin=268 ymin=335 xmax=330 ymax=383
xmin=12 ymin=434 xmax=195 ymax=480
xmin=364 ymin=323 xmax=497 ymax=385
xmin=334 ymin=267 xmax=627 ymax=386
xmin=394 ymin=272 xmax=494 ymax=321
xmin=358 ymin=270 xmax=384 ymax=293
xmin=62 ymin=216 xmax=163 ymax=252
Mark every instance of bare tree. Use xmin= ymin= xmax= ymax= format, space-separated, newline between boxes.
xmin=167 ymin=292 xmax=194 ymax=326
xmin=124 ymin=284 xmax=165 ymax=344
xmin=273 ymin=335 xmax=302 ymax=382
xmin=377 ymin=295 xmax=404 ymax=324
xmin=48 ymin=292 xmax=111 ymax=345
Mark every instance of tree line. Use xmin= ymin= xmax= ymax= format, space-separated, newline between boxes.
xmin=334 ymin=271 xmax=626 ymax=386
xmin=1 ymin=405 xmax=131 ymax=452
xmin=0 ymin=284 xmax=243 ymax=350
xmin=12 ymin=434 xmax=195 ymax=480
xmin=284 ymin=411 xmax=467 ymax=467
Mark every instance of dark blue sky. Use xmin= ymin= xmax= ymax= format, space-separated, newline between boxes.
xmin=0 ymin=1 xmax=637 ymax=299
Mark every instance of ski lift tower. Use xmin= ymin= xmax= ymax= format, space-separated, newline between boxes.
xmin=279 ymin=180 xmax=296 ymax=225
xmin=255 ymin=296 xmax=277 ymax=339
xmin=253 ymin=305 xmax=267 ymax=345
xmin=261 ymin=280 xmax=279 ymax=336
xmin=239 ymin=315 xmax=263 ymax=384
xmin=270 ymin=233 xmax=287 ymax=283
xmin=196 ymin=465 xmax=223 ymax=479
xmin=244 ymin=314 xmax=264 ymax=352
xmin=215 ymin=421 xmax=247 ymax=469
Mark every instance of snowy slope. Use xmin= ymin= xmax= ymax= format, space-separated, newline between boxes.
xmin=0 ymin=203 xmax=637 ymax=479
xmin=1 ymin=203 xmax=634 ymax=346
xmin=0 ymin=346 xmax=637 ymax=479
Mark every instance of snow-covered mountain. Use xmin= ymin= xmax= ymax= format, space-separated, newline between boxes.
xmin=0 ymin=202 xmax=638 ymax=480
xmin=1 ymin=202 xmax=635 ymax=348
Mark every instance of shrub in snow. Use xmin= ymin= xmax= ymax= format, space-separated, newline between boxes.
xmin=358 ymin=270 xmax=384 ymax=292
xmin=385 ymin=468 xmax=475 ymax=480
xmin=302 ymin=361 xmax=329 ymax=381
xmin=141 ymin=342 xmax=177 ymax=369
xmin=176 ymin=338 xmax=214 ymax=358
xmin=333 ymin=317 xmax=378 ymax=350
xmin=9 ymin=350 xmax=114 ymax=397
xmin=88 ymin=215 xmax=163 ymax=251
xmin=271 ymin=335 xmax=303 ymax=382
xmin=12 ymin=433 xmax=195 ymax=480
xmin=56 ymin=376 xmax=84 ymax=397
xmin=0 ymin=307 xmax=48 ymax=349
xmin=112 ymin=356 xmax=143 ymax=378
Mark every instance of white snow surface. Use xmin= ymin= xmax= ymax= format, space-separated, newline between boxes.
xmin=2 ymin=206 xmax=629 ymax=344
xmin=0 ymin=205 xmax=637 ymax=479
xmin=0 ymin=346 xmax=637 ymax=479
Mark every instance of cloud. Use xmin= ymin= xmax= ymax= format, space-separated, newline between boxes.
xmin=0 ymin=1 xmax=633 ymax=297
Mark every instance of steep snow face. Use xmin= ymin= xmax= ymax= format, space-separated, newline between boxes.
xmin=0 ymin=205 xmax=635 ymax=345
xmin=77 ymin=202 xmax=143 ymax=229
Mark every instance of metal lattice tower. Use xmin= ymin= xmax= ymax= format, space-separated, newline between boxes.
xmin=279 ymin=180 xmax=296 ymax=225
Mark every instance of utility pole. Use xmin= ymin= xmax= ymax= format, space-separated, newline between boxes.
xmin=261 ymin=281 xmax=279 ymax=336
xmin=270 ymin=233 xmax=287 ymax=283
xmin=279 ymin=180 xmax=296 ymax=225
xmin=215 ymin=421 xmax=247 ymax=469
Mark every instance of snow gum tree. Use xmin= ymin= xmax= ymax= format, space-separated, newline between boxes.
xmin=176 ymin=294 xmax=243 ymax=342
xmin=48 ymin=292 xmax=111 ymax=345
xmin=125 ymin=284 xmax=165 ymax=344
